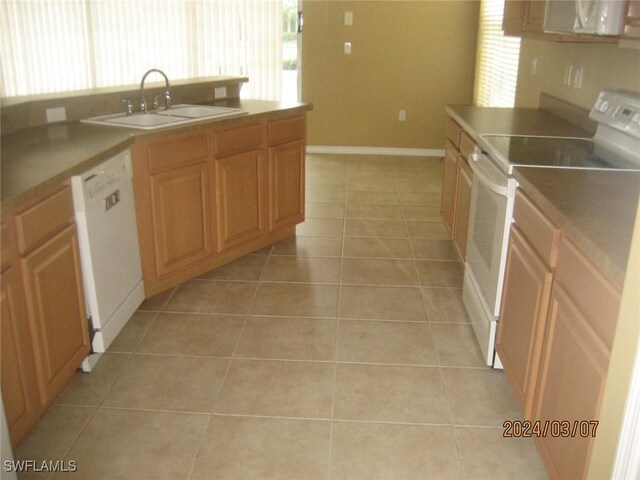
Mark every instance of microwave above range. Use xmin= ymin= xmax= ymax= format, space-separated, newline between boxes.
xmin=543 ymin=0 xmax=626 ymax=36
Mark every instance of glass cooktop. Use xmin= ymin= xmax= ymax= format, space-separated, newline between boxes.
xmin=479 ymin=135 xmax=640 ymax=173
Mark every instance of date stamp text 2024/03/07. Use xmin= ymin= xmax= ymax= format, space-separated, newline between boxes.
xmin=503 ymin=420 xmax=599 ymax=438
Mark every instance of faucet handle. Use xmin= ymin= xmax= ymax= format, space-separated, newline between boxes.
xmin=164 ymin=89 xmax=172 ymax=110
xmin=121 ymin=98 xmax=134 ymax=115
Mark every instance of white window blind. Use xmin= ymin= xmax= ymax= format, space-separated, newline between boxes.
xmin=0 ymin=0 xmax=282 ymax=100
xmin=473 ymin=0 xmax=521 ymax=107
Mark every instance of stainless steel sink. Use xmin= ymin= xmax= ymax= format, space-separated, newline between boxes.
xmin=82 ymin=105 xmax=246 ymax=130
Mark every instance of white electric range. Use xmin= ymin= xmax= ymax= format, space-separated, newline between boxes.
xmin=462 ymin=90 xmax=640 ymax=368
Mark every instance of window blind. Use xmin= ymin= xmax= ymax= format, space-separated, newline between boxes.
xmin=0 ymin=0 xmax=282 ymax=100
xmin=473 ymin=0 xmax=521 ymax=107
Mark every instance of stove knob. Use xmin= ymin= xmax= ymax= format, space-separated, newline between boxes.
xmin=598 ymin=101 xmax=610 ymax=113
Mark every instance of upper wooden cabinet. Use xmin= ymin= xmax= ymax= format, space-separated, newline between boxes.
xmin=502 ymin=0 xmax=618 ymax=43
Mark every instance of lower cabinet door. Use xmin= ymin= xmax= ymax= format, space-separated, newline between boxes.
xmin=496 ymin=226 xmax=553 ymax=418
xmin=20 ymin=225 xmax=89 ymax=405
xmin=215 ymin=149 xmax=266 ymax=252
xmin=1 ymin=266 xmax=41 ymax=446
xmin=532 ymin=284 xmax=609 ymax=480
xmin=150 ymin=161 xmax=213 ymax=277
xmin=268 ymin=140 xmax=305 ymax=231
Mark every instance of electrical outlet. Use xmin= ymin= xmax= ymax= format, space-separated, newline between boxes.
xmin=573 ymin=67 xmax=584 ymax=89
xmin=398 ymin=109 xmax=406 ymax=121
xmin=344 ymin=11 xmax=353 ymax=26
xmin=344 ymin=42 xmax=352 ymax=55
xmin=46 ymin=106 xmax=66 ymax=123
xmin=214 ymin=86 xmax=227 ymax=99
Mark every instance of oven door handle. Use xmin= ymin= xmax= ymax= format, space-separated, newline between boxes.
xmin=468 ymin=153 xmax=509 ymax=197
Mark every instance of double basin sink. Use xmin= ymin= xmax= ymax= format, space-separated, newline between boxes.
xmin=82 ymin=104 xmax=247 ymax=130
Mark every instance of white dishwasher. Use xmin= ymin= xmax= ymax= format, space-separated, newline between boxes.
xmin=71 ymin=150 xmax=144 ymax=369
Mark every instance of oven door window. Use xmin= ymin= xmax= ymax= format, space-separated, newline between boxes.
xmin=465 ymin=170 xmax=509 ymax=317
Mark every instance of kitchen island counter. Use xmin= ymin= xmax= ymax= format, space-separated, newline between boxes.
xmin=1 ymin=99 xmax=311 ymax=212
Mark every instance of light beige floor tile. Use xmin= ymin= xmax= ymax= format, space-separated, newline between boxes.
xmin=337 ymin=320 xmax=437 ymax=365
xmin=163 ymin=280 xmax=257 ymax=314
xmin=344 ymin=219 xmax=407 ymax=238
xmin=137 ymin=288 xmax=174 ymax=311
xmin=191 ymin=416 xmax=330 ymax=480
xmin=346 ymin=175 xmax=397 ymax=191
xmin=306 ymin=173 xmax=347 ymax=190
xmin=307 ymin=156 xmax=349 ymax=173
xmin=214 ymin=360 xmax=334 ymax=418
xmin=102 ymin=354 xmax=228 ymax=412
xmin=398 ymin=191 xmax=442 ymax=205
xmin=442 ymin=368 xmax=523 ymax=426
xmin=430 ymin=323 xmax=485 ymax=367
xmin=235 ymin=316 xmax=336 ymax=361
xmin=296 ymin=218 xmax=344 ymax=236
xmin=402 ymin=204 xmax=442 ymax=221
xmin=271 ymin=235 xmax=343 ymax=257
xmin=107 ymin=311 xmax=157 ymax=353
xmin=15 ymin=405 xmax=94 ymax=480
xmin=346 ymin=190 xmax=400 ymax=205
xmin=416 ymin=261 xmax=464 ymax=287
xmin=334 ymin=364 xmax=450 ymax=424
xmin=305 ymin=188 xmax=346 ymax=204
xmin=411 ymin=239 xmax=458 ymax=260
xmin=406 ymin=220 xmax=450 ymax=240
xmin=136 ymin=313 xmax=244 ymax=356
xmin=422 ymin=288 xmax=469 ymax=323
xmin=330 ymin=422 xmax=463 ymax=480
xmin=339 ymin=285 xmax=426 ymax=321
xmin=306 ymin=202 xmax=346 ymax=219
xmin=456 ymin=427 xmax=548 ymax=479
xmin=55 ymin=353 xmax=131 ymax=407
xmin=396 ymin=178 xmax=442 ymax=193
xmin=55 ymin=408 xmax=208 ymax=480
xmin=198 ymin=254 xmax=267 ymax=281
xmin=251 ymin=282 xmax=339 ymax=317
xmin=342 ymin=237 xmax=412 ymax=259
xmin=345 ymin=203 xmax=404 ymax=220
xmin=262 ymin=256 xmax=341 ymax=283
xmin=341 ymin=258 xmax=419 ymax=286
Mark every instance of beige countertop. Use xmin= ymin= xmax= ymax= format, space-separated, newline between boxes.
xmin=1 ymin=99 xmax=311 ymax=211
xmin=447 ymin=104 xmax=639 ymax=289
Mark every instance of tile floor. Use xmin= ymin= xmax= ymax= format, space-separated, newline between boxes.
xmin=14 ymin=154 xmax=548 ymax=479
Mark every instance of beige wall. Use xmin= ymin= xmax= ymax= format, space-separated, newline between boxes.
xmin=515 ymin=39 xmax=640 ymax=109
xmin=301 ymin=0 xmax=479 ymax=148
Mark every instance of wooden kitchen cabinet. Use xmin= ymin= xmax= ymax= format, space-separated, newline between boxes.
xmin=20 ymin=225 xmax=89 ymax=404
xmin=149 ymin=161 xmax=213 ymax=276
xmin=132 ymin=111 xmax=307 ymax=296
xmin=1 ymin=186 xmax=89 ymax=446
xmin=621 ymin=0 xmax=640 ymax=46
xmin=215 ymin=149 xmax=266 ymax=252
xmin=497 ymin=190 xmax=561 ymax=418
xmin=1 ymin=221 xmax=42 ymax=446
xmin=440 ymin=140 xmax=458 ymax=237
xmin=267 ymin=114 xmax=306 ymax=232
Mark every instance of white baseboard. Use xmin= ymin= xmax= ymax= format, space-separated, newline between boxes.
xmin=306 ymin=145 xmax=445 ymax=157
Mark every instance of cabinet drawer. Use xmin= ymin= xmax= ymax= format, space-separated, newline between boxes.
xmin=445 ymin=117 xmax=462 ymax=148
xmin=147 ymin=133 xmax=209 ymax=173
xmin=15 ymin=187 xmax=73 ymax=254
xmin=268 ymin=115 xmax=305 ymax=146
xmin=555 ymin=237 xmax=621 ymax=349
xmin=459 ymin=131 xmax=476 ymax=161
xmin=214 ymin=122 xmax=263 ymax=158
xmin=513 ymin=190 xmax=561 ymax=268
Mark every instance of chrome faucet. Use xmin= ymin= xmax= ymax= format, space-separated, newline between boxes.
xmin=139 ymin=68 xmax=172 ymax=113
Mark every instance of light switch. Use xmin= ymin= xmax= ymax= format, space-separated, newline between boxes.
xmin=344 ymin=11 xmax=353 ymax=26
xmin=344 ymin=42 xmax=352 ymax=55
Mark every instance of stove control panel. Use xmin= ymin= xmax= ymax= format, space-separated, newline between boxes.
xmin=590 ymin=90 xmax=640 ymax=139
